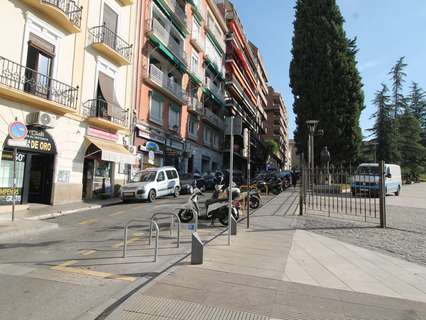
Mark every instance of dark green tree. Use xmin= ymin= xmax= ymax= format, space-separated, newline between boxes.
xmin=407 ymin=82 xmax=426 ymax=147
xmin=397 ymin=112 xmax=426 ymax=179
xmin=389 ymin=57 xmax=408 ymax=117
xmin=290 ymin=0 xmax=364 ymax=165
xmin=264 ymin=139 xmax=279 ymax=161
xmin=369 ymin=84 xmax=400 ymax=163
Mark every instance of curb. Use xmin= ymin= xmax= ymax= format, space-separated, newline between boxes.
xmin=25 ymin=204 xmax=103 ymax=221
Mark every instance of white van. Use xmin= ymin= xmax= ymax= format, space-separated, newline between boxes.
xmin=121 ymin=167 xmax=180 ymax=202
xmin=351 ymin=163 xmax=402 ymax=196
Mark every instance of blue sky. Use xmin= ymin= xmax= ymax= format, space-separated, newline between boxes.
xmin=230 ymin=0 xmax=426 ymax=139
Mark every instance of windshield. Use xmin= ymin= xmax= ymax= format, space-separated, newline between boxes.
xmin=131 ymin=171 xmax=156 ymax=182
xmin=356 ymin=166 xmax=379 ymax=176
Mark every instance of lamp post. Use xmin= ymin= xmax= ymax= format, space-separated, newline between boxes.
xmin=306 ymin=120 xmax=319 ymax=171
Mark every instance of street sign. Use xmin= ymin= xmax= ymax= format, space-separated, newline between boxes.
xmin=8 ymin=121 xmax=27 ymax=140
xmin=7 ymin=139 xmax=27 ymax=148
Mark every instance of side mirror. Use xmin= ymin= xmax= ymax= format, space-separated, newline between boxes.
xmin=386 ymin=173 xmax=392 ymax=179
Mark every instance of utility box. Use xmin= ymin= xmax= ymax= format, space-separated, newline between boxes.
xmin=191 ymin=232 xmax=203 ymax=265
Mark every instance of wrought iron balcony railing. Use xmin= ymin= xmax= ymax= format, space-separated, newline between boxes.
xmin=147 ymin=19 xmax=187 ymax=65
xmin=89 ymin=25 xmax=132 ymax=62
xmin=82 ymin=99 xmax=128 ymax=128
xmin=204 ymin=107 xmax=224 ymax=129
xmin=187 ymin=97 xmax=203 ymax=113
xmin=206 ymin=78 xmax=225 ymax=103
xmin=42 ymin=0 xmax=82 ymax=28
xmin=0 ymin=56 xmax=78 ymax=110
xmin=164 ymin=0 xmax=187 ymax=25
xmin=147 ymin=64 xmax=187 ymax=102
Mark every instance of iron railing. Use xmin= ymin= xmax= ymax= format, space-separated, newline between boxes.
xmin=204 ymin=107 xmax=224 ymax=129
xmin=206 ymin=78 xmax=225 ymax=103
xmin=42 ymin=0 xmax=82 ymax=28
xmin=164 ymin=0 xmax=187 ymax=24
xmin=0 ymin=56 xmax=78 ymax=110
xmin=82 ymin=99 xmax=128 ymax=127
xmin=148 ymin=18 xmax=187 ymax=65
xmin=89 ymin=25 xmax=133 ymax=62
xmin=187 ymin=97 xmax=203 ymax=113
xmin=147 ymin=64 xmax=186 ymax=102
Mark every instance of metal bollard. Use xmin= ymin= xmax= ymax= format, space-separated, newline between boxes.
xmin=230 ymin=215 xmax=237 ymax=235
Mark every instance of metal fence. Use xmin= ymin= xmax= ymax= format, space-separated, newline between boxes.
xmin=89 ymin=25 xmax=133 ymax=61
xmin=300 ymin=161 xmax=387 ymax=226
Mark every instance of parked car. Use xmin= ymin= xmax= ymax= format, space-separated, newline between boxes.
xmin=274 ymin=171 xmax=292 ymax=189
xmin=180 ymin=173 xmax=207 ymax=194
xmin=121 ymin=167 xmax=180 ymax=202
xmin=351 ymin=163 xmax=402 ymax=196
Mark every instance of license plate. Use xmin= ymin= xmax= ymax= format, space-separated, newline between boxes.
xmin=123 ymin=192 xmax=134 ymax=197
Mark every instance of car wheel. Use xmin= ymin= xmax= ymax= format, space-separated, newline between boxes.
xmin=147 ymin=189 xmax=156 ymax=202
xmin=173 ymin=187 xmax=180 ymax=198
xmin=395 ymin=186 xmax=401 ymax=196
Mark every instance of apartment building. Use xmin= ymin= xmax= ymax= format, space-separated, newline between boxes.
xmin=0 ymin=0 xmax=138 ymax=206
xmin=134 ymin=0 xmax=227 ymax=174
xmin=216 ymin=0 xmax=268 ymax=175
xmin=264 ymin=86 xmax=289 ymax=169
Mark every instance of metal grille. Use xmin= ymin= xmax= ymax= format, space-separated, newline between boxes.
xmin=0 ymin=56 xmax=79 ymax=110
xmin=42 ymin=0 xmax=82 ymax=28
xmin=89 ymin=25 xmax=133 ymax=62
xmin=82 ymin=99 xmax=128 ymax=127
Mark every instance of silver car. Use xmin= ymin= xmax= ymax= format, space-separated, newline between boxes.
xmin=121 ymin=167 xmax=180 ymax=202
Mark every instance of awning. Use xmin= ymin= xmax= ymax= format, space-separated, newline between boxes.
xmin=149 ymin=35 xmax=187 ymax=73
xmin=86 ymin=136 xmax=135 ymax=165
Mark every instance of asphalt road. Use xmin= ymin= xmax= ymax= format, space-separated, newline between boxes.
xmin=0 ymin=192 xmax=229 ymax=320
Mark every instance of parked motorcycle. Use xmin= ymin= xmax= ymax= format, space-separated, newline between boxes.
xmin=178 ymin=186 xmax=240 ymax=226
xmin=248 ymin=187 xmax=261 ymax=209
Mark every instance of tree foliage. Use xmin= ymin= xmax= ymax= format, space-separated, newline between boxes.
xmin=290 ymin=0 xmax=364 ymax=165
xmin=264 ymin=139 xmax=279 ymax=159
xmin=389 ymin=57 xmax=408 ymax=117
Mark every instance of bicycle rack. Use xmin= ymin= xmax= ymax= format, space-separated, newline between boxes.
xmin=149 ymin=212 xmax=181 ymax=248
xmin=123 ymin=219 xmax=159 ymax=262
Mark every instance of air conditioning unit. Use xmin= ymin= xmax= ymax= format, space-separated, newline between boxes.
xmin=27 ymin=112 xmax=56 ymax=128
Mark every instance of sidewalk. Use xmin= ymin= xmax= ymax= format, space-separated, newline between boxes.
xmin=103 ymin=191 xmax=426 ymax=320
xmin=0 ymin=198 xmax=121 ymax=240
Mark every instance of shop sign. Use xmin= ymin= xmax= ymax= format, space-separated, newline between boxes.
xmin=87 ymin=127 xmax=118 ymax=142
xmin=167 ymin=139 xmax=184 ymax=151
xmin=6 ymin=127 xmax=56 ymax=154
xmin=137 ymin=129 xmax=166 ymax=145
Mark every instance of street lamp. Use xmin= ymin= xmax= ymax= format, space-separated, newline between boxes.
xmin=306 ymin=120 xmax=319 ymax=171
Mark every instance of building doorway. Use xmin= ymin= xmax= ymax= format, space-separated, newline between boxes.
xmin=27 ymin=154 xmax=54 ymax=204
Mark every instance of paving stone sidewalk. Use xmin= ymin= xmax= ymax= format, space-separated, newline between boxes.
xmin=101 ymin=190 xmax=426 ymax=320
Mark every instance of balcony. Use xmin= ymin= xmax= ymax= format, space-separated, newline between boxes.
xmin=205 ymin=78 xmax=225 ymax=104
xmin=164 ymin=0 xmax=187 ymax=26
xmin=147 ymin=19 xmax=187 ymax=66
xmin=145 ymin=64 xmax=187 ymax=104
xmin=205 ymin=20 xmax=225 ymax=53
xmin=22 ymin=0 xmax=82 ymax=33
xmin=89 ymin=25 xmax=132 ymax=66
xmin=187 ymin=97 xmax=203 ymax=114
xmin=204 ymin=107 xmax=224 ymax=129
xmin=117 ymin=0 xmax=133 ymax=5
xmin=82 ymin=99 xmax=128 ymax=131
xmin=0 ymin=56 xmax=78 ymax=114
xmin=190 ymin=30 xmax=204 ymax=52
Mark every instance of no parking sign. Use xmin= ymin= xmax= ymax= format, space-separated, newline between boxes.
xmin=8 ymin=121 xmax=27 ymax=140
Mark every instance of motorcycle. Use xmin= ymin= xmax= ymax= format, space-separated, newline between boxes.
xmin=248 ymin=187 xmax=261 ymax=209
xmin=178 ymin=186 xmax=240 ymax=226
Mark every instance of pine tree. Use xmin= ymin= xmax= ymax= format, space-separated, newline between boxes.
xmin=398 ymin=112 xmax=426 ymax=179
xmin=290 ymin=0 xmax=364 ymax=165
xmin=407 ymin=82 xmax=426 ymax=148
xmin=389 ymin=57 xmax=408 ymax=117
xmin=369 ymin=84 xmax=400 ymax=162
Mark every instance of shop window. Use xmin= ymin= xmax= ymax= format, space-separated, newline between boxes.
xmin=149 ymin=91 xmax=164 ymax=124
xmin=25 ymin=33 xmax=55 ymax=99
xmin=168 ymin=104 xmax=180 ymax=131
xmin=0 ymin=151 xmax=26 ymax=205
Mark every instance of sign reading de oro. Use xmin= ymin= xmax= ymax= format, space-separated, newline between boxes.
xmin=6 ymin=127 xmax=56 ymax=154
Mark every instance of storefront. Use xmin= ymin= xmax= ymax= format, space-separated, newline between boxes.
xmin=1 ymin=127 xmax=56 ymax=205
xmin=82 ymin=128 xmax=134 ymax=200
xmin=135 ymin=124 xmax=166 ymax=170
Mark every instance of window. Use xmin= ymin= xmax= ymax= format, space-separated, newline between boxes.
xmin=25 ymin=33 xmax=55 ymax=98
xmin=168 ymin=104 xmax=180 ymax=131
xmin=150 ymin=91 xmax=164 ymax=124
xmin=103 ymin=4 xmax=118 ymax=33
xmin=192 ymin=19 xmax=200 ymax=40
xmin=166 ymin=170 xmax=178 ymax=179
xmin=191 ymin=52 xmax=199 ymax=75
xmin=188 ymin=117 xmax=197 ymax=137
xmin=157 ymin=171 xmax=165 ymax=181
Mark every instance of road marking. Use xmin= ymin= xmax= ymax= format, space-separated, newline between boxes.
xmin=112 ymin=236 xmax=141 ymax=248
xmin=79 ymin=219 xmax=97 ymax=225
xmin=79 ymin=250 xmax=96 ymax=256
xmin=109 ymin=210 xmax=126 ymax=217
xmin=51 ymin=260 xmax=136 ymax=282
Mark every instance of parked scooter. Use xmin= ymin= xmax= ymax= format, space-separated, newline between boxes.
xmin=248 ymin=187 xmax=261 ymax=209
xmin=178 ymin=186 xmax=240 ymax=226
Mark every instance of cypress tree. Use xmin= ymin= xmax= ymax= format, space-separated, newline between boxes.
xmin=389 ymin=57 xmax=408 ymax=117
xmin=290 ymin=0 xmax=364 ymax=165
xmin=369 ymin=85 xmax=399 ymax=163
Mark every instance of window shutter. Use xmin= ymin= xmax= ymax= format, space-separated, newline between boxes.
xmin=98 ymin=72 xmax=122 ymax=118
xmin=28 ymin=33 xmax=55 ymax=56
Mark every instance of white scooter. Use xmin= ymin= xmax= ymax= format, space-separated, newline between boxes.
xmin=178 ymin=185 xmax=240 ymax=226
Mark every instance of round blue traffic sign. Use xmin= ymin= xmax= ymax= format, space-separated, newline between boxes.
xmin=8 ymin=121 xmax=27 ymax=140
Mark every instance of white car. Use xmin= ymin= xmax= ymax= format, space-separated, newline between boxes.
xmin=121 ymin=167 xmax=180 ymax=202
